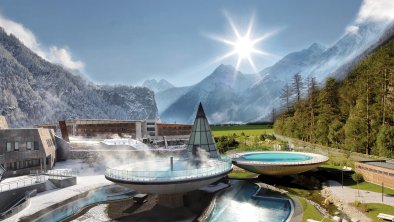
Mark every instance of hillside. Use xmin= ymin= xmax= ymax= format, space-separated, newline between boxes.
xmin=0 ymin=27 xmax=158 ymax=127
xmin=274 ymin=37 xmax=394 ymax=157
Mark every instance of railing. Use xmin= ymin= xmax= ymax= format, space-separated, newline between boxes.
xmin=0 ymin=165 xmax=5 ymax=182
xmin=30 ymin=169 xmax=73 ymax=176
xmin=0 ymin=175 xmax=46 ymax=192
xmin=46 ymin=169 xmax=73 ymax=177
xmin=105 ymin=158 xmax=232 ymax=182
xmin=0 ymin=190 xmax=35 ymax=219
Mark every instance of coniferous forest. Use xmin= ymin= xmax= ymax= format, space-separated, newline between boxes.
xmin=274 ymin=38 xmax=394 ymax=157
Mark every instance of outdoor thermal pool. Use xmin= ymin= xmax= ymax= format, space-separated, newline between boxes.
xmin=209 ymin=180 xmax=292 ymax=222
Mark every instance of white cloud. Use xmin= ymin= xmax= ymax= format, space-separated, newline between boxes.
xmin=48 ymin=47 xmax=84 ymax=71
xmin=0 ymin=15 xmax=85 ymax=73
xmin=356 ymin=0 xmax=394 ymax=23
xmin=345 ymin=25 xmax=359 ymax=34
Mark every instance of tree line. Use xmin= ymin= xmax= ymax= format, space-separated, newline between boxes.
xmin=274 ymin=38 xmax=394 ymax=157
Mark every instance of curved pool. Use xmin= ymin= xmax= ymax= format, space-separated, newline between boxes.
xmin=32 ymin=185 xmax=135 ymax=222
xmin=209 ymin=181 xmax=292 ymax=222
xmin=241 ymin=152 xmax=312 ymax=162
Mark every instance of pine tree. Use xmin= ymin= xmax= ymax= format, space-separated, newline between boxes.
xmin=292 ymin=73 xmax=304 ymax=102
xmin=280 ymin=83 xmax=292 ymax=111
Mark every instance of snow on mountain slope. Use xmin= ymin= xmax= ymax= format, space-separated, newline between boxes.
xmin=0 ymin=27 xmax=158 ymax=127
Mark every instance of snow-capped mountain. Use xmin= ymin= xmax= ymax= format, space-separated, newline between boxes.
xmin=155 ymin=85 xmax=192 ymax=113
xmin=161 ymin=65 xmax=259 ymax=123
xmin=142 ymin=79 xmax=174 ymax=93
xmin=160 ymin=21 xmax=394 ymax=123
xmin=0 ymin=27 xmax=158 ymax=127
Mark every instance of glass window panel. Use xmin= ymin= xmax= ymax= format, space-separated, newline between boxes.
xmin=27 ymin=142 xmax=32 ymax=150
xmin=14 ymin=142 xmax=19 ymax=151
xmin=203 ymin=120 xmax=210 ymax=131
xmin=6 ymin=142 xmax=12 ymax=152
xmin=197 ymin=119 xmax=202 ymax=131
xmin=34 ymin=142 xmax=39 ymax=150
xmin=201 ymin=132 xmax=208 ymax=144
xmin=188 ymin=132 xmax=195 ymax=145
xmin=194 ymin=131 xmax=200 ymax=144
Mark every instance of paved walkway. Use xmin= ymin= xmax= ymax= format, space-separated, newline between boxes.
xmin=4 ymin=160 xmax=111 ymax=222
xmin=327 ymin=180 xmax=394 ymax=206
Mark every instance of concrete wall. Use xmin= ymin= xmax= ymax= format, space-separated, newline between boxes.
xmin=55 ymin=136 xmax=70 ymax=161
xmin=49 ymin=177 xmax=76 ymax=188
xmin=355 ymin=162 xmax=394 ymax=189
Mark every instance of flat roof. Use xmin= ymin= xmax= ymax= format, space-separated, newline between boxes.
xmin=362 ymin=161 xmax=394 ymax=171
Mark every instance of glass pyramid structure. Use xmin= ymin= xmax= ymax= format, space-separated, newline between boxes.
xmin=187 ymin=103 xmax=220 ymax=159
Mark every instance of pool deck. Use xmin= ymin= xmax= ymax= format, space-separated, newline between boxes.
xmin=3 ymin=160 xmax=112 ymax=222
xmin=290 ymin=197 xmax=303 ymax=222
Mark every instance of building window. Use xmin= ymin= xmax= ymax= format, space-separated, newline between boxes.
xmin=34 ymin=141 xmax=39 ymax=150
xmin=14 ymin=142 xmax=19 ymax=151
xmin=6 ymin=142 xmax=12 ymax=152
xmin=27 ymin=142 xmax=32 ymax=150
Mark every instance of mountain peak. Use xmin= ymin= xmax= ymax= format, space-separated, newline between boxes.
xmin=215 ymin=64 xmax=236 ymax=73
xmin=142 ymin=78 xmax=174 ymax=93
xmin=307 ymin=43 xmax=326 ymax=52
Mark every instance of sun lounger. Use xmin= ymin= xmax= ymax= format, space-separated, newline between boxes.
xmin=378 ymin=213 xmax=394 ymax=221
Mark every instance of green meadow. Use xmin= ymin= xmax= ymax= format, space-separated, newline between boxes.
xmin=211 ymin=124 xmax=274 ymax=137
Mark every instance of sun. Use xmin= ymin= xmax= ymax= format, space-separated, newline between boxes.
xmin=211 ymin=13 xmax=274 ymax=71
xmin=234 ymin=37 xmax=254 ymax=58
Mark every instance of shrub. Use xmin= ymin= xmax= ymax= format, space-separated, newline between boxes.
xmin=352 ymin=172 xmax=364 ymax=183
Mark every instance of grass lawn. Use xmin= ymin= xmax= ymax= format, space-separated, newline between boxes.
xmin=293 ymin=196 xmax=324 ymax=222
xmin=318 ymin=165 xmax=394 ymax=195
xmin=211 ymin=124 xmax=272 ymax=131
xmin=365 ymin=203 xmax=394 ymax=222
xmin=212 ymin=128 xmax=274 ymax=137
xmin=348 ymin=181 xmax=394 ymax=196
xmin=227 ymin=170 xmax=258 ymax=179
xmin=211 ymin=124 xmax=274 ymax=137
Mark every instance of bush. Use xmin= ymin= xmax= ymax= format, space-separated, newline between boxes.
xmin=259 ymin=133 xmax=276 ymax=141
xmin=353 ymin=200 xmax=369 ymax=212
xmin=352 ymin=172 xmax=364 ymax=183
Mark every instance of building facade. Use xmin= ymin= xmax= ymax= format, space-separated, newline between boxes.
xmin=35 ymin=119 xmax=192 ymax=139
xmin=355 ymin=161 xmax=394 ymax=189
xmin=156 ymin=123 xmax=192 ymax=137
xmin=0 ymin=128 xmax=57 ymax=178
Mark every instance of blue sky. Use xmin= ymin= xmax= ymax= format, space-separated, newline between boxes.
xmin=0 ymin=0 xmax=362 ymax=86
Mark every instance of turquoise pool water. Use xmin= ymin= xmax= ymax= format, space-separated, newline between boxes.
xmin=241 ymin=152 xmax=312 ymax=162
xmin=209 ymin=181 xmax=291 ymax=222
xmin=34 ymin=185 xmax=135 ymax=222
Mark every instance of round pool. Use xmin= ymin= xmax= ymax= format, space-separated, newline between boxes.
xmin=232 ymin=151 xmax=328 ymax=176
xmin=241 ymin=152 xmax=312 ymax=162
xmin=105 ymin=157 xmax=232 ymax=194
